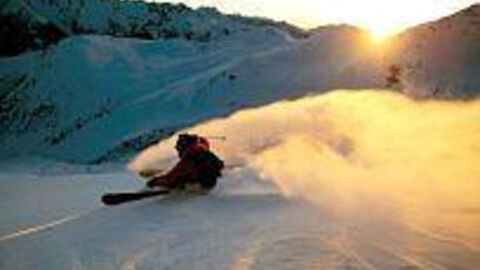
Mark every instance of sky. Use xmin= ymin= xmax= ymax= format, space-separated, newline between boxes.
xmin=156 ymin=0 xmax=478 ymax=37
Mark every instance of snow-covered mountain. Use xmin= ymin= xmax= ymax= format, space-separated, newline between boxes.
xmin=0 ymin=1 xmax=479 ymax=163
xmin=384 ymin=4 xmax=480 ymax=98
xmin=0 ymin=0 xmax=307 ymax=57
xmin=0 ymin=0 xmax=381 ymax=163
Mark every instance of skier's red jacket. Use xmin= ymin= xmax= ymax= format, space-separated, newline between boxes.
xmin=147 ymin=137 xmax=213 ymax=189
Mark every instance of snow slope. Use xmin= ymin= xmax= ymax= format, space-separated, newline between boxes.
xmin=0 ymin=24 xmax=383 ymax=163
xmin=1 ymin=2 xmax=479 ymax=163
xmin=384 ymin=4 xmax=480 ymax=98
xmin=0 ymin=0 xmax=307 ymax=56
xmin=1 ymin=89 xmax=479 ymax=270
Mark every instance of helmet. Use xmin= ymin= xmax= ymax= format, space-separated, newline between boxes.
xmin=175 ymin=133 xmax=198 ymax=154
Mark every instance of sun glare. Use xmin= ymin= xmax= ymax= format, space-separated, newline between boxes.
xmin=366 ymin=23 xmax=398 ymax=43
xmin=305 ymin=0 xmax=436 ymax=42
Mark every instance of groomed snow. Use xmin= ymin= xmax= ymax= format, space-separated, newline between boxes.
xmin=1 ymin=90 xmax=479 ymax=270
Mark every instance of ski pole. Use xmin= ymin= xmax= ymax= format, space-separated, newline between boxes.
xmin=203 ymin=136 xmax=227 ymax=141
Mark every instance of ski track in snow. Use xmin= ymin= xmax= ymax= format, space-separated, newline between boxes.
xmin=407 ymin=222 xmax=480 ymax=253
xmin=0 ymin=211 xmax=91 ymax=242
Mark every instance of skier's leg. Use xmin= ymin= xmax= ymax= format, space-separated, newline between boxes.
xmin=147 ymin=175 xmax=179 ymax=189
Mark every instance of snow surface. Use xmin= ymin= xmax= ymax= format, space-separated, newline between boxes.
xmin=384 ymin=4 xmax=480 ymax=98
xmin=0 ymin=26 xmax=384 ymax=163
xmin=1 ymin=4 xmax=479 ymax=163
xmin=1 ymin=90 xmax=479 ymax=270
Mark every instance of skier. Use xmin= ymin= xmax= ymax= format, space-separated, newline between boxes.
xmin=146 ymin=133 xmax=224 ymax=193
xmin=101 ymin=133 xmax=225 ymax=205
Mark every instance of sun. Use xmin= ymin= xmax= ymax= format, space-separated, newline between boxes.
xmin=366 ymin=23 xmax=398 ymax=43
xmin=285 ymin=0 xmax=454 ymax=42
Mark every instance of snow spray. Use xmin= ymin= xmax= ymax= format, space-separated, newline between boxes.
xmin=130 ymin=89 xmax=480 ymax=242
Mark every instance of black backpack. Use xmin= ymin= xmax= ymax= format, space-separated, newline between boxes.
xmin=190 ymin=150 xmax=224 ymax=188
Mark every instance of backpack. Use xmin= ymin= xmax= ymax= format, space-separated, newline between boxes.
xmin=190 ymin=150 xmax=224 ymax=189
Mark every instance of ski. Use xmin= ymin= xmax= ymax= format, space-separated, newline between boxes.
xmin=101 ymin=189 xmax=170 ymax=205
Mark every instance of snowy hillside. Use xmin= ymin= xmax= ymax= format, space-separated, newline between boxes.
xmin=1 ymin=1 xmax=479 ymax=163
xmin=0 ymin=0 xmax=307 ymax=56
xmin=0 ymin=2 xmax=383 ymax=163
xmin=1 ymin=90 xmax=479 ymax=270
xmin=384 ymin=4 xmax=480 ymax=98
